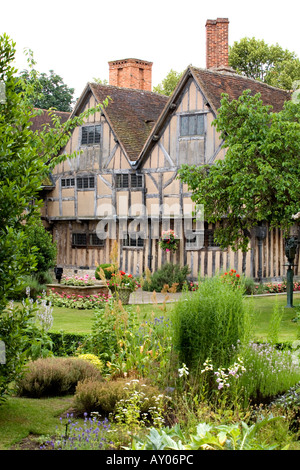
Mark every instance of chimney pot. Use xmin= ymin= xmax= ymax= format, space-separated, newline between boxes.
xmin=108 ymin=58 xmax=153 ymax=91
xmin=206 ymin=18 xmax=229 ymax=69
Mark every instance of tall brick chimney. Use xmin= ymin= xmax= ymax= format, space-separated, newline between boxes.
xmin=206 ymin=18 xmax=229 ymax=69
xmin=108 ymin=58 xmax=153 ymax=91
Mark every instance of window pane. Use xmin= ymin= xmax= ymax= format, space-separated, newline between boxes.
xmin=61 ymin=179 xmax=66 ymax=187
xmin=89 ymin=177 xmax=95 ymax=188
xmin=122 ymin=174 xmax=129 ymax=188
xmin=131 ymin=174 xmax=137 ymax=187
xmin=73 ymin=233 xmax=87 ymax=246
xmin=95 ymin=125 xmax=101 ymax=144
xmin=81 ymin=127 xmax=88 ymax=145
xmin=77 ymin=178 xmax=83 ymax=189
xmin=188 ymin=115 xmax=197 ymax=135
xmin=196 ymin=115 xmax=204 ymax=135
xmin=180 ymin=116 xmax=189 ymax=136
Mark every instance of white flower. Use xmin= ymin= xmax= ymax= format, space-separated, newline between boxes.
xmin=178 ymin=363 xmax=189 ymax=377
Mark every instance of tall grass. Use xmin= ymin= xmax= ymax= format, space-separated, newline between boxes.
xmin=171 ymin=275 xmax=253 ymax=372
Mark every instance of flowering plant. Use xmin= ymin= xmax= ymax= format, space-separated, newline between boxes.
xmin=159 ymin=229 xmax=179 ymax=253
xmin=107 ymin=271 xmax=140 ymax=293
xmin=220 ymin=269 xmax=242 ymax=289
xmin=60 ymin=274 xmax=96 ymax=286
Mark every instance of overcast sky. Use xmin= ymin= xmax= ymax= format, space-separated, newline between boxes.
xmin=1 ymin=0 xmax=300 ymax=100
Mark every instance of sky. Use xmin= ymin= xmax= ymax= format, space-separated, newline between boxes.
xmin=1 ymin=0 xmax=300 ymax=100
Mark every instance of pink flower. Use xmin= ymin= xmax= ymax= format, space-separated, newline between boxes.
xmin=166 ymin=249 xmax=170 ymax=252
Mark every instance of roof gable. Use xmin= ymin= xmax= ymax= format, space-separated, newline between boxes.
xmin=136 ymin=66 xmax=291 ymax=167
xmin=89 ymin=83 xmax=168 ymax=161
xmin=190 ymin=66 xmax=291 ymax=114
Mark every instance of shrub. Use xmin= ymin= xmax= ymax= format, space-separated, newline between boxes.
xmin=73 ymin=377 xmax=168 ymax=424
xmin=16 ymin=357 xmax=103 ymax=398
xmin=142 ymin=263 xmax=190 ymax=292
xmin=171 ymin=274 xmax=252 ymax=372
xmin=76 ymin=353 xmax=103 ymax=372
xmin=95 ymin=264 xmax=114 ymax=280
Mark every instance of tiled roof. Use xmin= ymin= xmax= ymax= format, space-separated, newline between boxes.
xmin=90 ymin=83 xmax=168 ymax=161
xmin=30 ymin=108 xmax=71 ymax=132
xmin=191 ymin=66 xmax=291 ymax=113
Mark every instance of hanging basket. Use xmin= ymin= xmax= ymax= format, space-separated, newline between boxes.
xmin=159 ymin=229 xmax=179 ymax=253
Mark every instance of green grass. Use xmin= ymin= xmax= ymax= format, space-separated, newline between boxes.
xmin=0 ymin=395 xmax=73 ymax=450
xmin=50 ymin=293 xmax=300 ymax=342
xmin=50 ymin=302 xmax=174 ymax=334
xmin=247 ymin=292 xmax=300 ymax=342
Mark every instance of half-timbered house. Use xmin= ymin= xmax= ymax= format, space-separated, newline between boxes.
xmin=42 ymin=18 xmax=298 ymax=281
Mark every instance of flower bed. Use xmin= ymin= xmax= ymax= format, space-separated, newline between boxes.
xmin=42 ymin=288 xmax=111 ymax=309
xmin=60 ymin=274 xmax=96 ymax=286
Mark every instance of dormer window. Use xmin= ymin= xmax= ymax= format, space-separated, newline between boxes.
xmin=81 ymin=125 xmax=101 ymax=146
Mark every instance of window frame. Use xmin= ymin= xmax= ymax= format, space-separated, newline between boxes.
xmin=115 ymin=173 xmax=144 ymax=190
xmin=61 ymin=177 xmax=75 ymax=188
xmin=76 ymin=176 xmax=95 ymax=190
xmin=179 ymin=113 xmax=205 ymax=138
xmin=81 ymin=124 xmax=101 ymax=146
xmin=72 ymin=232 xmax=105 ymax=248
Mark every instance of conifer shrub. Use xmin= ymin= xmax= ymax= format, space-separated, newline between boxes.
xmin=16 ymin=357 xmax=103 ymax=398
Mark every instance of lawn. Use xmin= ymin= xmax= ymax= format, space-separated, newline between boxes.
xmin=50 ymin=292 xmax=300 ymax=342
xmin=0 ymin=395 xmax=73 ymax=450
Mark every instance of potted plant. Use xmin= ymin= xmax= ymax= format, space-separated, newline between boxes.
xmin=159 ymin=229 xmax=179 ymax=253
xmin=107 ymin=271 xmax=140 ymax=304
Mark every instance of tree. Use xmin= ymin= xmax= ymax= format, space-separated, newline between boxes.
xmin=18 ymin=69 xmax=75 ymax=111
xmin=22 ymin=216 xmax=57 ymax=276
xmin=153 ymin=69 xmax=183 ymax=96
xmin=229 ymin=38 xmax=300 ymax=90
xmin=0 ymin=34 xmax=109 ymax=400
xmin=178 ymin=90 xmax=300 ymax=252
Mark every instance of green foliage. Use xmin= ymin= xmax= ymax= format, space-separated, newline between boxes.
xmin=229 ymin=37 xmax=300 ymax=90
xmin=171 ymin=275 xmax=252 ymax=371
xmin=238 ymin=342 xmax=300 ymax=406
xmin=49 ymin=331 xmax=88 ymax=356
xmin=0 ymin=33 xmax=110 ymax=379
xmin=153 ymin=69 xmax=183 ymax=96
xmin=17 ymin=69 xmax=75 ymax=112
xmin=142 ymin=263 xmax=190 ymax=292
xmin=73 ymin=377 xmax=167 ymax=422
xmin=178 ymin=90 xmax=300 ymax=252
xmin=16 ymin=357 xmax=103 ymax=398
xmin=21 ymin=217 xmax=57 ymax=275
xmin=95 ymin=264 xmax=114 ymax=280
xmin=129 ymin=416 xmax=287 ymax=450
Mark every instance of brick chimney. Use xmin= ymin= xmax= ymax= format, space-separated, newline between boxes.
xmin=206 ymin=18 xmax=229 ymax=69
xmin=108 ymin=58 xmax=153 ymax=91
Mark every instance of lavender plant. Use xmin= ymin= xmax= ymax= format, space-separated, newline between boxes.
xmin=44 ymin=412 xmax=113 ymax=450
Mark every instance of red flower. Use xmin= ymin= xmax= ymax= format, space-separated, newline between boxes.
xmin=236 ymin=274 xmax=240 ymax=278
xmin=120 ymin=271 xmax=125 ymax=275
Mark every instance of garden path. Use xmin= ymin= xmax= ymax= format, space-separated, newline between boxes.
xmin=128 ymin=288 xmax=183 ymax=304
